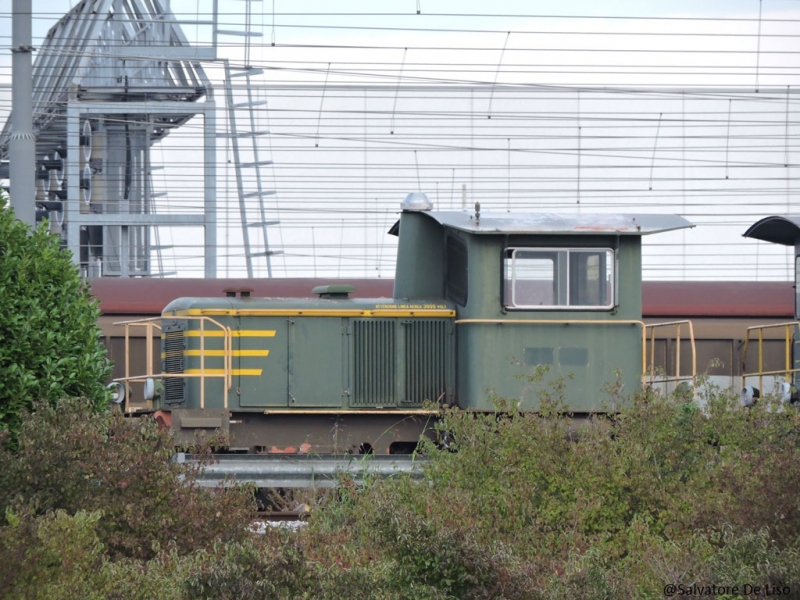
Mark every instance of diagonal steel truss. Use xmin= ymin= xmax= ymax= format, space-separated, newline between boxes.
xmin=1 ymin=0 xmax=218 ymax=277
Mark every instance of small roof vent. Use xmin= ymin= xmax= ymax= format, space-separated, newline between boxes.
xmin=224 ymin=287 xmax=253 ymax=298
xmin=312 ymin=284 xmax=355 ymax=299
xmin=401 ymin=192 xmax=433 ymax=212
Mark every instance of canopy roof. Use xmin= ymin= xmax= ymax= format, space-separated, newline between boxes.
xmin=743 ymin=216 xmax=800 ymax=247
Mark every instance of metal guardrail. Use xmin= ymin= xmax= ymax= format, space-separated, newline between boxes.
xmin=645 ymin=320 xmax=696 ymax=389
xmin=741 ymin=321 xmax=799 ymax=393
xmin=177 ymin=453 xmax=428 ymax=488
xmin=113 ymin=316 xmax=233 ymax=413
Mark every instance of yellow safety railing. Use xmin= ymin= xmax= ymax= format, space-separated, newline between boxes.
xmin=113 ymin=316 xmax=233 ymax=414
xmin=741 ymin=321 xmax=799 ymax=393
xmin=644 ymin=320 xmax=697 ymax=389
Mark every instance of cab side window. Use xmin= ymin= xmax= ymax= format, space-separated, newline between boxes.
xmin=504 ymin=248 xmax=615 ymax=309
xmin=446 ymin=236 xmax=468 ymax=306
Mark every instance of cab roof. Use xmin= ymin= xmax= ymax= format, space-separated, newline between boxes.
xmin=408 ymin=210 xmax=693 ymax=236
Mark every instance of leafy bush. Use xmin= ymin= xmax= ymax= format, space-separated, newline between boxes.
xmin=0 ymin=507 xmax=110 ymax=600
xmin=309 ymin=381 xmax=800 ymax=597
xmin=0 ymin=398 xmax=256 ymax=561
xmin=0 ymin=505 xmax=196 ymax=600
xmin=2 ymin=379 xmax=800 ymax=598
xmin=0 ymin=196 xmax=110 ymax=443
xmin=183 ymin=532 xmax=312 ymax=600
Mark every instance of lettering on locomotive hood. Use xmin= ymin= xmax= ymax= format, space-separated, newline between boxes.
xmin=374 ymin=303 xmax=450 ymax=310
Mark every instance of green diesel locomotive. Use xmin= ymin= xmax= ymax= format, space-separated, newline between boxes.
xmin=115 ymin=195 xmax=693 ymax=457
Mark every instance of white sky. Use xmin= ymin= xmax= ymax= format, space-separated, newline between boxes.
xmin=0 ymin=0 xmax=798 ymax=279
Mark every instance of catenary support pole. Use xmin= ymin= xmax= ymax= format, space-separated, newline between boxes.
xmin=9 ymin=0 xmax=36 ymax=227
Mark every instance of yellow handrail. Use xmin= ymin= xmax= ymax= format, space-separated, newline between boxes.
xmin=644 ymin=320 xmax=697 ymax=389
xmin=113 ymin=316 xmax=233 ymax=414
xmin=741 ymin=321 xmax=799 ymax=393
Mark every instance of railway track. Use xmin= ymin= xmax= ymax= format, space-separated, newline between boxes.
xmin=251 ymin=510 xmax=310 ymax=533
xmin=256 ymin=510 xmax=309 ymax=522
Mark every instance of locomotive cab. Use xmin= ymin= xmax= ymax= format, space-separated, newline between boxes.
xmin=393 ymin=199 xmax=693 ymax=412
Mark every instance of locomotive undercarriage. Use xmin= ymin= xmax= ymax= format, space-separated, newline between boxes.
xmin=157 ymin=408 xmax=439 ymax=455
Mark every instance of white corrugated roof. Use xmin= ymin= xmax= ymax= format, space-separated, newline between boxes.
xmin=421 ymin=210 xmax=694 ymax=236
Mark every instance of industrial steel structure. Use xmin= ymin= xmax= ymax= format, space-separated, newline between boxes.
xmin=1 ymin=0 xmax=218 ymax=276
xmin=0 ymin=0 xmax=282 ymax=278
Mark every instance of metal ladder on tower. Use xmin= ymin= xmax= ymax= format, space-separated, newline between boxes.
xmin=146 ymin=165 xmax=175 ymax=277
xmin=219 ymin=0 xmax=280 ymax=278
xmin=223 ymin=63 xmax=280 ymax=278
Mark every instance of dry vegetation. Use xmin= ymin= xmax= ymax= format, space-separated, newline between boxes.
xmin=1 ymin=378 xmax=800 ymax=599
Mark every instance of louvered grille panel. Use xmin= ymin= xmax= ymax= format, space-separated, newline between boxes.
xmin=352 ymin=319 xmax=396 ymax=407
xmin=162 ymin=328 xmax=185 ymax=404
xmin=404 ymin=319 xmax=451 ymax=406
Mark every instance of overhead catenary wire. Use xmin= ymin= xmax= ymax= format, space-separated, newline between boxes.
xmin=486 ymin=32 xmax=510 ymax=119
xmin=0 ymin=3 xmax=798 ymax=279
xmin=389 ymin=48 xmax=407 ymax=134
xmin=313 ymin=62 xmax=330 ymax=147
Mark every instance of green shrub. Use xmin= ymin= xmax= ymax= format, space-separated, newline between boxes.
xmin=0 ymin=196 xmax=110 ymax=444
xmin=183 ymin=530 xmax=311 ymax=600
xmin=0 ymin=398 xmax=256 ymax=560
xmin=3 ymin=376 xmax=800 ymax=598
xmin=0 ymin=507 xmax=110 ymax=600
xmin=310 ymin=383 xmax=800 ymax=596
xmin=0 ymin=505 xmax=198 ymax=600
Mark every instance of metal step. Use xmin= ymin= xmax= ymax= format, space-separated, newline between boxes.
xmin=243 ymin=190 xmax=277 ymax=198
xmin=218 ymin=130 xmax=271 ymax=138
xmin=102 ymin=268 xmax=177 ymax=277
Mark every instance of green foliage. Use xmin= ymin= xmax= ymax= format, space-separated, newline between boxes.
xmin=0 ymin=398 xmax=256 ymax=561
xmin=183 ymin=534 xmax=310 ymax=600
xmin=0 ymin=507 xmax=110 ymax=600
xmin=0 ymin=505 xmax=196 ymax=600
xmin=2 ymin=380 xmax=800 ymax=597
xmin=0 ymin=196 xmax=110 ymax=442
xmin=309 ymin=383 xmax=800 ymax=597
